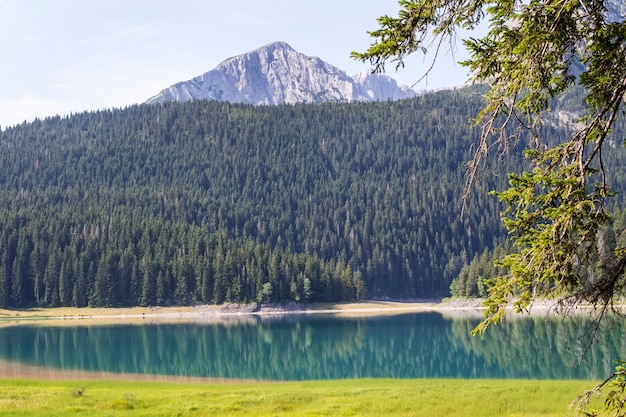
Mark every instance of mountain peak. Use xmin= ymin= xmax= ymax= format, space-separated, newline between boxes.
xmin=258 ymin=41 xmax=295 ymax=52
xmin=146 ymin=42 xmax=418 ymax=105
xmin=218 ymin=41 xmax=296 ymax=66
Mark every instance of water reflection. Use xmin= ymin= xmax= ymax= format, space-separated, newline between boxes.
xmin=0 ymin=313 xmax=623 ymax=380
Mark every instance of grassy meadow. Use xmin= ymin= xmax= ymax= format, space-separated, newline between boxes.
xmin=0 ymin=378 xmax=598 ymax=417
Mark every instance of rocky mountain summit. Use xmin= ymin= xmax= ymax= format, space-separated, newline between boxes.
xmin=146 ymin=42 xmax=419 ymax=105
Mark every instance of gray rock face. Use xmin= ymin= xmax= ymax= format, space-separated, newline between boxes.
xmin=606 ymin=0 xmax=626 ymax=22
xmin=146 ymin=42 xmax=418 ymax=105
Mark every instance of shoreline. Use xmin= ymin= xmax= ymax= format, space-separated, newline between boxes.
xmin=0 ymin=297 xmax=579 ymax=326
xmin=0 ymin=358 xmax=266 ymax=384
xmin=0 ymin=299 xmax=484 ymax=323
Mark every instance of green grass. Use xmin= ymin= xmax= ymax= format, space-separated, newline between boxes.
xmin=0 ymin=378 xmax=597 ymax=417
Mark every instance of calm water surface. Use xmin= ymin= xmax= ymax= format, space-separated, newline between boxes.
xmin=0 ymin=312 xmax=623 ymax=380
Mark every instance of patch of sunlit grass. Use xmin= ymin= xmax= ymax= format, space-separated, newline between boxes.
xmin=0 ymin=378 xmax=596 ymax=417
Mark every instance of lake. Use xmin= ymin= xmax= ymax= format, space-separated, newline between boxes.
xmin=0 ymin=312 xmax=623 ymax=380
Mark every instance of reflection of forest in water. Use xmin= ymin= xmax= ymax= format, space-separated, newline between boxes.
xmin=0 ymin=313 xmax=623 ymax=380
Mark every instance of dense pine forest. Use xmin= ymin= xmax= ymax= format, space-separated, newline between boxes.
xmin=0 ymin=86 xmax=624 ymax=308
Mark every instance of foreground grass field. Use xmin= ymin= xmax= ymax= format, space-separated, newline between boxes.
xmin=0 ymin=378 xmax=597 ymax=417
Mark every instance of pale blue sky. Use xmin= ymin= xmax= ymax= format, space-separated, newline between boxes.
xmin=0 ymin=0 xmax=471 ymax=127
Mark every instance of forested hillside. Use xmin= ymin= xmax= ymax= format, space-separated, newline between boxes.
xmin=0 ymin=86 xmax=623 ymax=308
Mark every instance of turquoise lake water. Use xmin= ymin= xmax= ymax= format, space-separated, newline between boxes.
xmin=0 ymin=312 xmax=623 ymax=380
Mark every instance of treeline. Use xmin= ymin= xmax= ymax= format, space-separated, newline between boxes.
xmin=1 ymin=86 xmax=624 ymax=308
xmin=0 ymin=211 xmax=363 ymax=308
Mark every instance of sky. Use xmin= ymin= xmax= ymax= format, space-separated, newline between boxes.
xmin=0 ymin=0 xmax=474 ymax=128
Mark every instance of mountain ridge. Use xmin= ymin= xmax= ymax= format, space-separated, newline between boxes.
xmin=146 ymin=41 xmax=419 ymax=105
